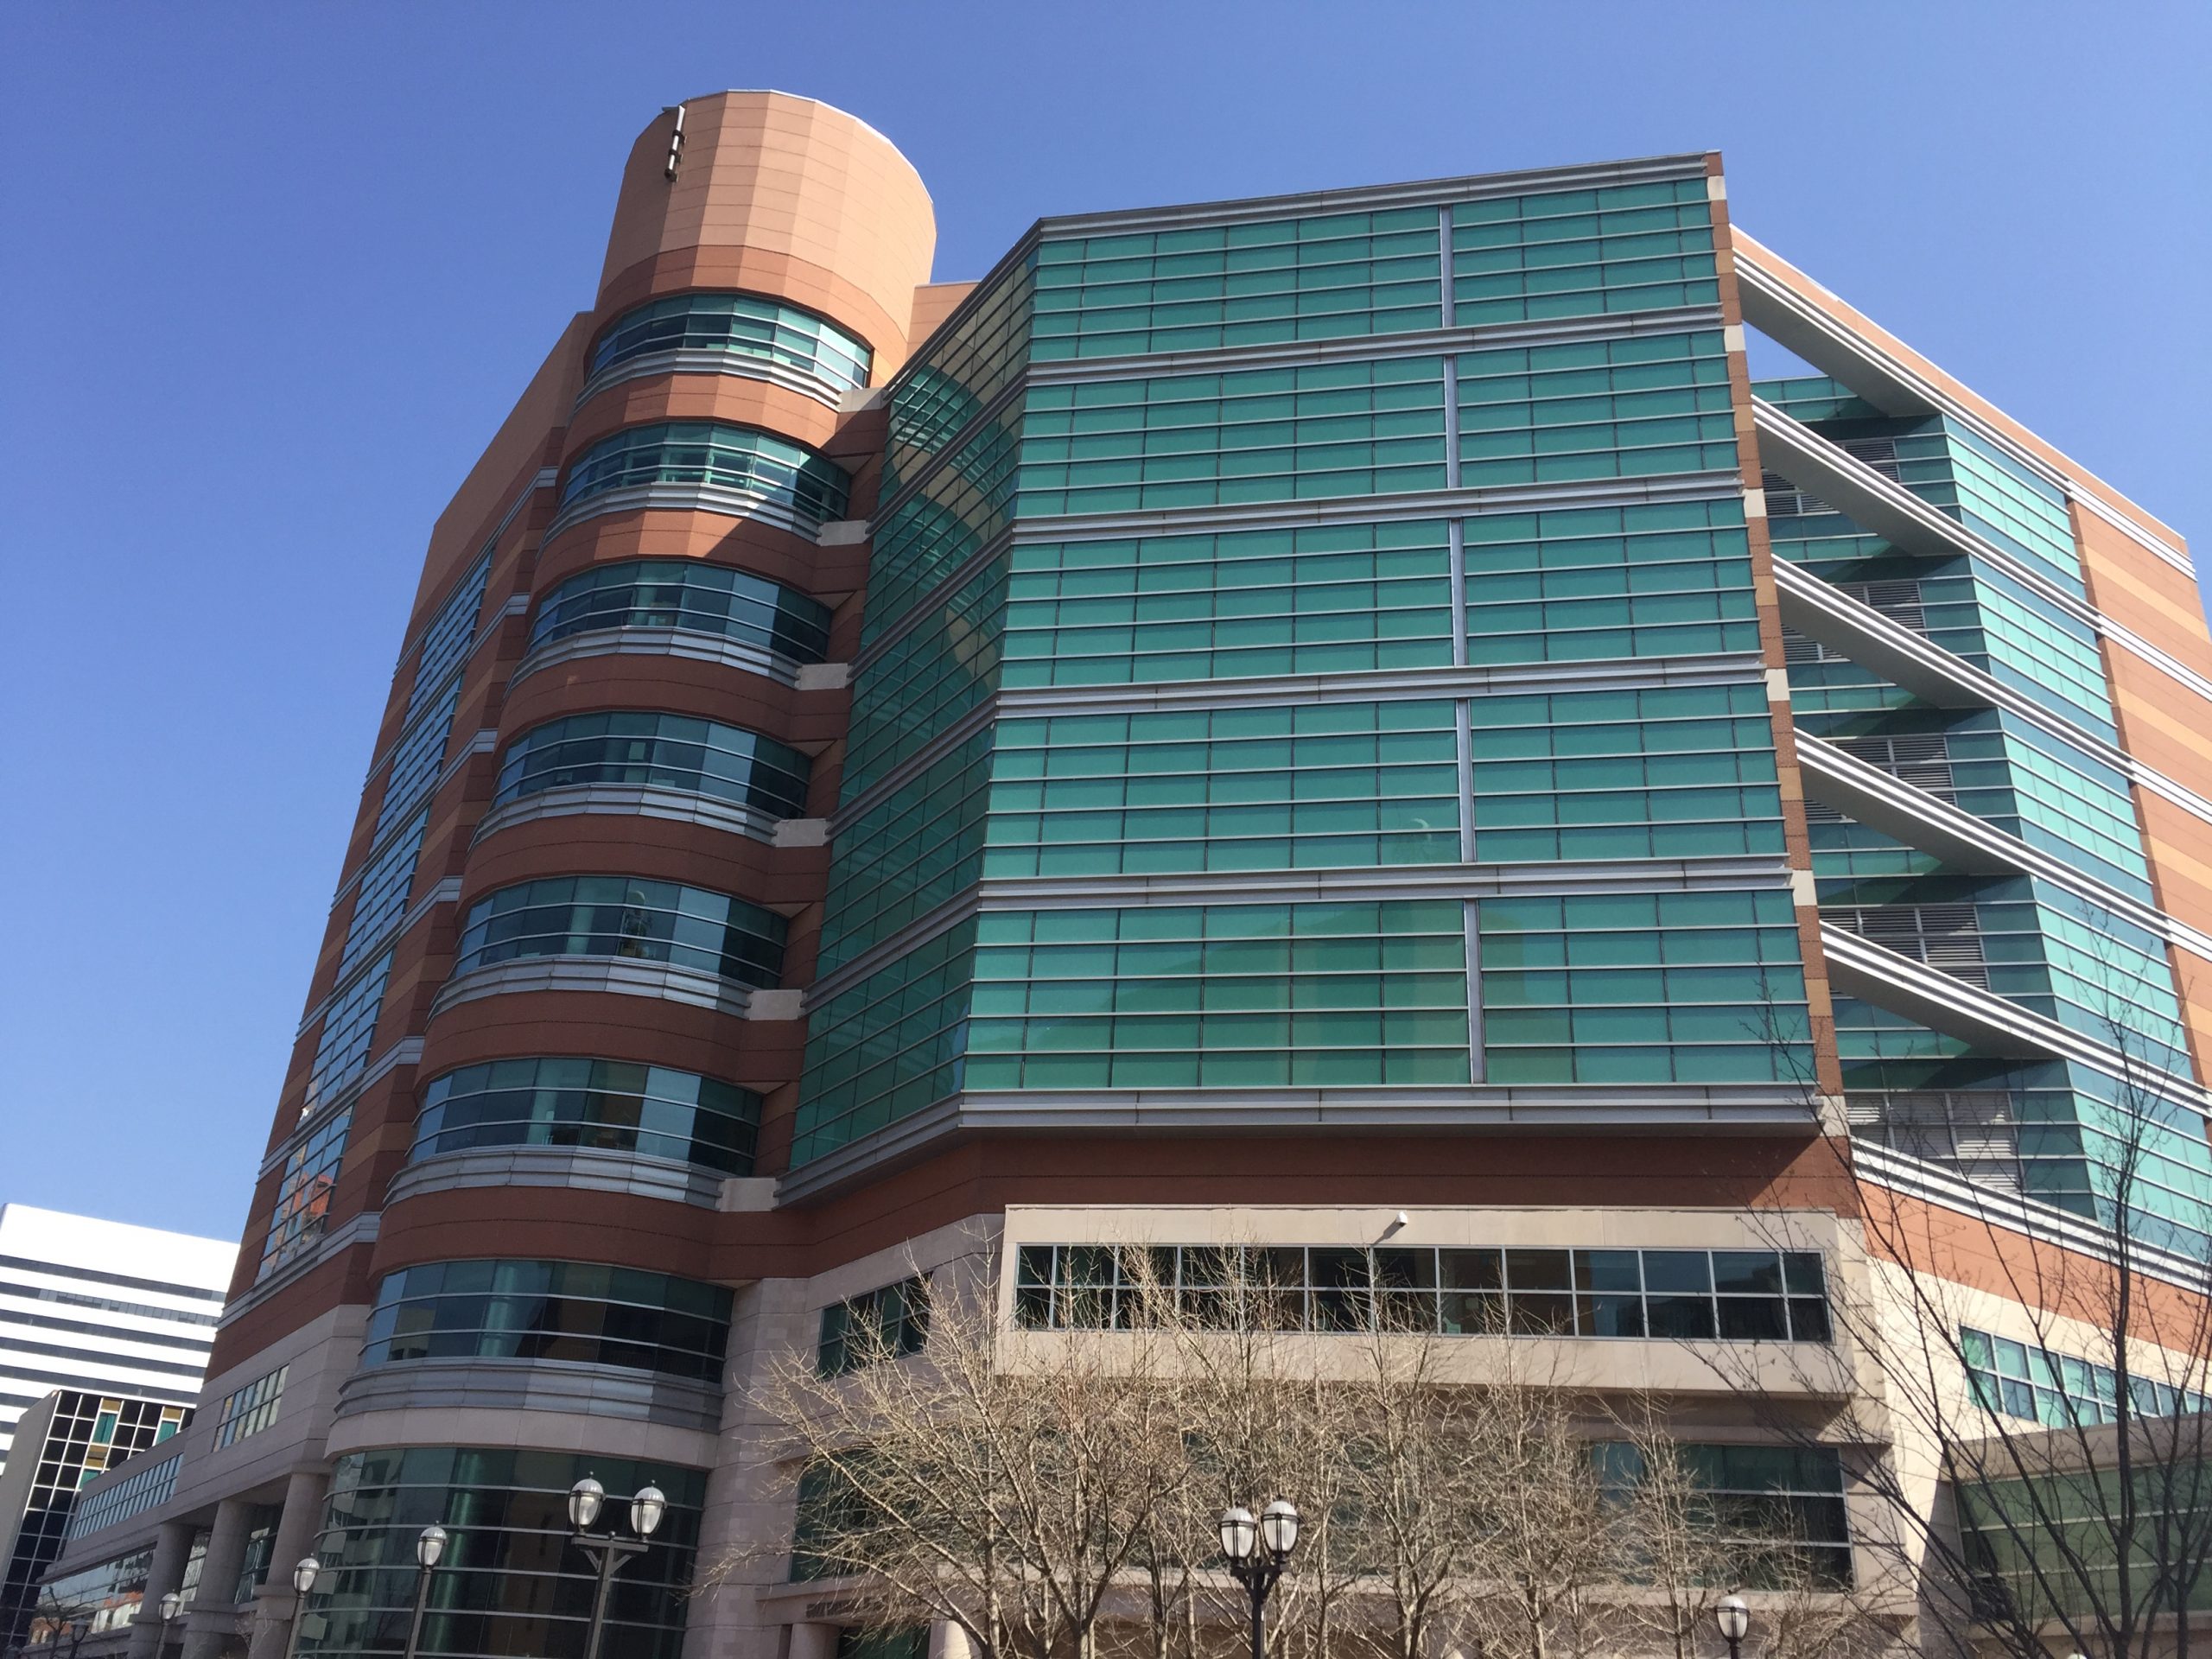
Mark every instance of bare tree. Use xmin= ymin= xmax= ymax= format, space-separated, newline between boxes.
xmin=732 ymin=1249 xmax=1200 ymax=1659
xmin=1720 ymin=982 xmax=2212 ymax=1659
xmin=734 ymin=1232 xmax=1912 ymax=1659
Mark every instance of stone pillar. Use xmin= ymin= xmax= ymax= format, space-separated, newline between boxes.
xmin=243 ymin=1471 xmax=329 ymax=1659
xmin=126 ymin=1521 xmax=197 ymax=1659
xmin=787 ymin=1622 xmax=840 ymax=1659
xmin=928 ymin=1621 xmax=973 ymax=1659
xmin=179 ymin=1498 xmax=253 ymax=1659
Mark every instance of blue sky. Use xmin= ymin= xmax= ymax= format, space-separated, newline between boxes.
xmin=3 ymin=2 xmax=2206 ymax=1242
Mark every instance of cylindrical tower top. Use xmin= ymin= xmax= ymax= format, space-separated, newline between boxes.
xmin=596 ymin=91 xmax=936 ymax=368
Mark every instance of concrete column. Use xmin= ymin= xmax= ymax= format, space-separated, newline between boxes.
xmin=928 ymin=1621 xmax=973 ymax=1659
xmin=179 ymin=1498 xmax=254 ymax=1659
xmin=126 ymin=1522 xmax=197 ymax=1659
xmin=787 ymin=1622 xmax=840 ymax=1659
xmin=242 ymin=1471 xmax=329 ymax=1659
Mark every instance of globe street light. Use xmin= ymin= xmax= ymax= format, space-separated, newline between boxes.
xmin=569 ymin=1478 xmax=667 ymax=1659
xmin=1218 ymin=1498 xmax=1300 ymax=1659
xmin=1716 ymin=1594 xmax=1751 ymax=1659
xmin=283 ymin=1558 xmax=321 ymax=1659
xmin=156 ymin=1590 xmax=182 ymax=1655
xmin=401 ymin=1524 xmax=447 ymax=1659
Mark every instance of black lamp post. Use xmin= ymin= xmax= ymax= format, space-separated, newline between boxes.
xmin=400 ymin=1524 xmax=447 ymax=1659
xmin=283 ymin=1557 xmax=321 ymax=1659
xmin=1217 ymin=1498 xmax=1300 ymax=1659
xmin=1717 ymin=1594 xmax=1750 ymax=1659
xmin=568 ymin=1477 xmax=667 ymax=1659
xmin=156 ymin=1591 xmax=182 ymax=1656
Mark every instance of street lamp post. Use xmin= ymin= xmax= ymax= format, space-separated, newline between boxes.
xmin=283 ymin=1558 xmax=321 ymax=1659
xmin=400 ymin=1525 xmax=447 ymax=1659
xmin=1217 ymin=1498 xmax=1300 ymax=1659
xmin=1717 ymin=1594 xmax=1751 ymax=1659
xmin=568 ymin=1478 xmax=667 ymax=1659
xmin=156 ymin=1591 xmax=182 ymax=1656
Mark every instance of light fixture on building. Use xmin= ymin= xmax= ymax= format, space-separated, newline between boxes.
xmin=570 ymin=1476 xmax=669 ymax=1659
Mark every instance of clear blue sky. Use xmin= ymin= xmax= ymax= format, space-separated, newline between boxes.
xmin=3 ymin=3 xmax=2206 ymax=1243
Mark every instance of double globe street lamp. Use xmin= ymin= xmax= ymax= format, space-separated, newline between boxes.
xmin=569 ymin=1477 xmax=668 ymax=1659
xmin=1218 ymin=1498 xmax=1300 ymax=1659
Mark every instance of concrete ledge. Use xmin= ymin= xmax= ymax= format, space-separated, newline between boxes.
xmin=385 ymin=1146 xmax=731 ymax=1211
xmin=472 ymin=785 xmax=781 ymax=848
xmin=334 ymin=1358 xmax=725 ymax=1433
xmin=508 ymin=626 xmax=810 ymax=691
xmin=428 ymin=957 xmax=756 ymax=1021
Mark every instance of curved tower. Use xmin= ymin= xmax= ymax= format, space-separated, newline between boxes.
xmin=39 ymin=93 xmax=2211 ymax=1659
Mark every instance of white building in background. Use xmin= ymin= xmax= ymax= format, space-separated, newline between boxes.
xmin=0 ymin=1206 xmax=234 ymax=1471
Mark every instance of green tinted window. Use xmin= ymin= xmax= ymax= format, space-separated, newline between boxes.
xmin=987 ymin=701 xmax=1460 ymax=878
xmin=964 ymin=902 xmax=1471 ymax=1091
xmin=1035 ymin=207 xmax=1442 ymax=359
xmin=1463 ymin=497 xmax=1756 ymax=664
xmin=794 ymin=922 xmax=979 ymax=1166
xmin=1457 ymin=330 xmax=1734 ymax=486
xmin=1451 ymin=177 xmax=1717 ymax=326
xmin=1468 ymin=682 xmax=1782 ymax=861
xmin=1004 ymin=519 xmax=1452 ymax=687
xmin=1481 ymin=888 xmax=1810 ymax=1084
xmin=1020 ymin=356 xmax=1447 ymax=517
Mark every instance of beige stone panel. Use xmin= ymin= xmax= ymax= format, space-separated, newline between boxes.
xmin=1735 ymin=231 xmax=2189 ymax=553
xmin=404 ymin=313 xmax=592 ymax=631
xmin=909 ymin=281 xmax=977 ymax=346
xmin=2110 ymin=672 xmax=2212 ymax=797
xmin=2075 ymin=505 xmax=2212 ymax=679
xmin=598 ymin=92 xmax=935 ymax=361
xmin=322 ymin=1405 xmax=721 ymax=1469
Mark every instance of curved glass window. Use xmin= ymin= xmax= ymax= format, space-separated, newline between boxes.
xmin=493 ymin=713 xmax=811 ymax=818
xmin=413 ymin=1058 xmax=760 ymax=1174
xmin=308 ymin=1448 xmax=702 ymax=1659
xmin=531 ymin=559 xmax=832 ymax=663
xmin=591 ymin=292 xmax=872 ymax=391
xmin=454 ymin=876 xmax=785 ymax=988
xmin=361 ymin=1260 xmax=731 ymax=1380
xmin=559 ymin=423 xmax=849 ymax=525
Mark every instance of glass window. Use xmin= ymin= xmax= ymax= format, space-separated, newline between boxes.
xmin=493 ymin=712 xmax=811 ymax=819
xmin=402 ymin=550 xmax=493 ymax=729
xmin=312 ymin=1447 xmax=704 ymax=1659
xmin=529 ymin=559 xmax=831 ymax=663
xmin=591 ymin=292 xmax=872 ymax=391
xmin=339 ymin=807 xmax=428 ymax=979
xmin=303 ymin=956 xmax=391 ymax=1116
xmin=412 ymin=1058 xmax=760 ymax=1175
xmin=817 ymin=1277 xmax=930 ymax=1376
xmin=360 ymin=1261 xmax=733 ymax=1381
xmin=1012 ymin=1243 xmax=1832 ymax=1344
xmin=1597 ymin=1440 xmax=1853 ymax=1586
xmin=213 ymin=1367 xmax=288 ymax=1449
xmin=452 ymin=876 xmax=786 ymax=989
xmin=559 ymin=422 xmax=850 ymax=528
xmin=258 ymin=1114 xmax=349 ymax=1281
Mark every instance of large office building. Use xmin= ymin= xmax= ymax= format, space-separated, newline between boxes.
xmin=0 ymin=1209 xmax=231 ymax=1468
xmin=39 ymin=94 xmax=2211 ymax=1659
xmin=0 ymin=1208 xmax=232 ymax=1651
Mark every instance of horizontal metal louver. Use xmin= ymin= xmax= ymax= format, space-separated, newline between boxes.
xmin=1829 ymin=732 xmax=1956 ymax=800
xmin=1847 ymin=1090 xmax=2023 ymax=1195
xmin=1760 ymin=439 xmax=1900 ymax=518
xmin=1824 ymin=902 xmax=1989 ymax=988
